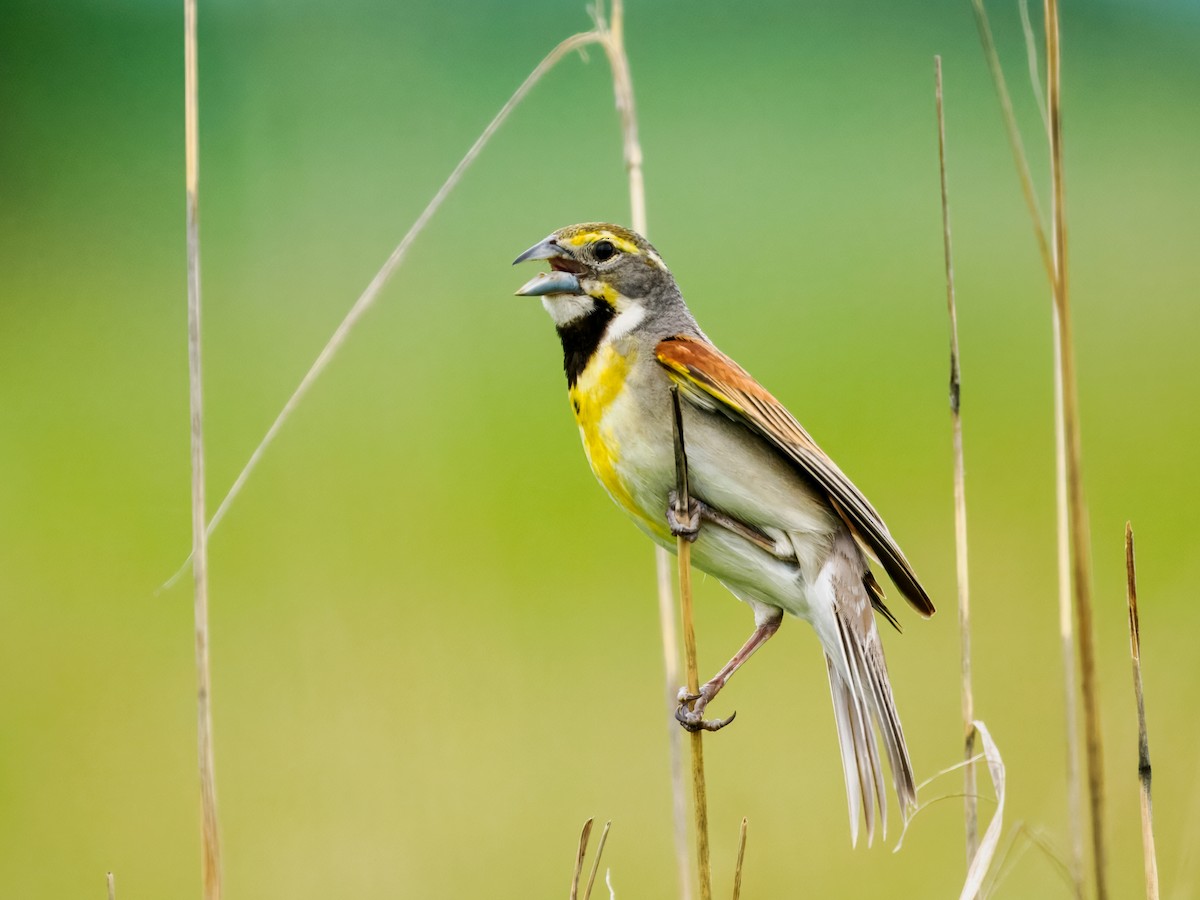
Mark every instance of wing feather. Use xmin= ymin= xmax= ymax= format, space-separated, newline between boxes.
xmin=656 ymin=334 xmax=934 ymax=617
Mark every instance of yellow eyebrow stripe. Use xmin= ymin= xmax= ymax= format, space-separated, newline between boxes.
xmin=564 ymin=231 xmax=641 ymax=255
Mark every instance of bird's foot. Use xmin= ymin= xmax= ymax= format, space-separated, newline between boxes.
xmin=666 ymin=492 xmax=701 ymax=542
xmin=674 ymin=683 xmax=736 ymax=733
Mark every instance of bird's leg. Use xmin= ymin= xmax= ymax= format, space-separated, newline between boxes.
xmin=666 ymin=492 xmax=797 ymax=562
xmin=675 ymin=611 xmax=783 ymax=733
xmin=666 ymin=489 xmax=701 ymax=540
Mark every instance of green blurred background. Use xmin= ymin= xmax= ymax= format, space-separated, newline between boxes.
xmin=2 ymin=0 xmax=1198 ymax=896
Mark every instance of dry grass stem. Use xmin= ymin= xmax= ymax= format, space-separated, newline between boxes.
xmin=731 ymin=817 xmax=748 ymax=900
xmin=969 ymin=0 xmax=1054 ymax=285
xmin=1018 ymin=0 xmax=1049 ymax=126
xmin=1126 ymin=524 xmax=1160 ymax=900
xmin=183 ymin=0 xmax=222 ymax=896
xmin=935 ymin=54 xmax=978 ymax=868
xmin=670 ymin=385 xmax=713 ymax=900
xmin=595 ymin=0 xmax=646 ymax=234
xmin=571 ymin=818 xmax=595 ymax=900
xmin=959 ymin=722 xmax=1006 ymax=900
xmin=583 ymin=820 xmax=613 ymax=900
xmin=162 ymin=24 xmax=609 ymax=591
xmin=1053 ymin=306 xmax=1084 ymax=898
xmin=972 ymin=2 xmax=1087 ymax=894
xmin=1045 ymin=3 xmax=1108 ymax=896
xmin=595 ymin=4 xmax=690 ymax=894
xmin=106 ymin=872 xmax=115 ymax=900
xmin=656 ymin=539 xmax=690 ymax=900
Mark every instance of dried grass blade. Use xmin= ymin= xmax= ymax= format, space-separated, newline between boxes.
xmin=571 ymin=818 xmax=595 ymax=900
xmin=1045 ymin=3 xmax=1108 ymax=896
xmin=1126 ymin=524 xmax=1160 ymax=900
xmin=731 ymin=817 xmax=748 ymax=900
xmin=183 ymin=0 xmax=222 ymax=896
xmin=935 ymin=53 xmax=978 ymax=867
xmin=583 ymin=820 xmax=612 ymax=900
xmin=161 ymin=26 xmax=606 ymax=591
xmin=959 ymin=721 xmax=1006 ymax=900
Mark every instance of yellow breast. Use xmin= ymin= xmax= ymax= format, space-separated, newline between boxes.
xmin=568 ymin=343 xmax=637 ymax=513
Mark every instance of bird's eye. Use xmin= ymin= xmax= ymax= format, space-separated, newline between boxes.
xmin=592 ymin=240 xmax=616 ymax=262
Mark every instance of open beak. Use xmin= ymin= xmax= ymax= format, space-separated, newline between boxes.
xmin=512 ymin=236 xmax=585 ymax=296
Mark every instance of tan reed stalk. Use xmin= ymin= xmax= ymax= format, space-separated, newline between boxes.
xmin=106 ymin=872 xmax=115 ymax=900
xmin=1019 ymin=2 xmax=1085 ymax=891
xmin=934 ymin=55 xmax=978 ymax=868
xmin=1045 ymin=4 xmax=1108 ymax=897
xmin=583 ymin=820 xmax=613 ymax=900
xmin=595 ymin=5 xmax=690 ymax=894
xmin=1052 ymin=307 xmax=1085 ymax=900
xmin=969 ymin=4 xmax=1083 ymax=894
xmin=571 ymin=818 xmax=594 ymax=900
xmin=1125 ymin=524 xmax=1160 ymax=900
xmin=670 ymin=385 xmax=712 ymax=900
xmin=655 ymin=539 xmax=690 ymax=900
xmin=731 ymin=818 xmax=748 ymax=900
xmin=183 ymin=1 xmax=221 ymax=897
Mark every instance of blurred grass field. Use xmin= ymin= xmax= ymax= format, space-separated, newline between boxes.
xmin=2 ymin=0 xmax=1199 ymax=896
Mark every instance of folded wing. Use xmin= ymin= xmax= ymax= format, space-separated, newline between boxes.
xmin=656 ymin=334 xmax=935 ymax=618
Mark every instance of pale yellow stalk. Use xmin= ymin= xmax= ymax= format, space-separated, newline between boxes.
xmin=934 ymin=55 xmax=978 ymax=868
xmin=183 ymin=1 xmax=221 ymax=897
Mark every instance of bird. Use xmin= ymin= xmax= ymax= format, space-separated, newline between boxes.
xmin=512 ymin=222 xmax=934 ymax=845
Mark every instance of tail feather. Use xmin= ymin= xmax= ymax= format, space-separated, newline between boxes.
xmin=825 ymin=649 xmax=887 ymax=846
xmin=821 ymin=552 xmax=918 ymax=845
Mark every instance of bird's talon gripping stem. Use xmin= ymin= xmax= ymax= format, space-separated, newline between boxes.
xmin=674 ymin=682 xmax=736 ymax=732
xmin=675 ymin=704 xmax=737 ymax=733
xmin=667 ymin=491 xmax=701 ymax=541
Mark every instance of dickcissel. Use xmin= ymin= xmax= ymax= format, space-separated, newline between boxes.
xmin=513 ymin=223 xmax=934 ymax=844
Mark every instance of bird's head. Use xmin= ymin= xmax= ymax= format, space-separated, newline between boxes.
xmin=513 ymin=223 xmax=675 ymax=330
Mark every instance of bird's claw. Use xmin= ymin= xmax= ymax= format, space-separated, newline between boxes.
xmin=675 ymin=704 xmax=737 ymax=733
xmin=674 ymin=683 xmax=736 ymax=733
xmin=667 ymin=492 xmax=701 ymax=541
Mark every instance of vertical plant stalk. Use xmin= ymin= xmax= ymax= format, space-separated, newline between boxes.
xmin=571 ymin=818 xmax=595 ymax=900
xmin=596 ymin=6 xmax=689 ymax=896
xmin=731 ymin=817 xmax=748 ymax=900
xmin=934 ymin=55 xmax=978 ymax=868
xmin=1045 ymin=3 xmax=1107 ymax=898
xmin=970 ymin=3 xmax=1082 ymax=894
xmin=106 ymin=872 xmax=115 ymax=900
xmin=583 ymin=820 xmax=613 ymax=900
xmin=1125 ymin=524 xmax=1160 ymax=900
xmin=184 ymin=0 xmax=221 ymax=897
xmin=670 ymin=385 xmax=712 ymax=900
xmin=1053 ymin=303 xmax=1084 ymax=900
xmin=655 ymin=539 xmax=689 ymax=900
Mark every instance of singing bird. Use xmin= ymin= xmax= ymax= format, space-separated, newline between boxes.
xmin=513 ymin=223 xmax=934 ymax=844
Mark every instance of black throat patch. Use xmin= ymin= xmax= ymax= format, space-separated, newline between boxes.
xmin=556 ymin=300 xmax=614 ymax=388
